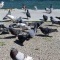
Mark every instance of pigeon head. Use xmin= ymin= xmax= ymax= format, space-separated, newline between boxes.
xmin=10 ymin=48 xmax=18 ymax=60
xmin=50 ymin=16 xmax=53 ymax=20
xmin=1 ymin=1 xmax=4 ymax=4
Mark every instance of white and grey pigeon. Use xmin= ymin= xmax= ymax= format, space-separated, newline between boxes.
xmin=17 ymin=23 xmax=31 ymax=30
xmin=0 ymin=1 xmax=4 ymax=8
xmin=10 ymin=48 xmax=33 ymax=60
xmin=50 ymin=16 xmax=60 ymax=24
xmin=3 ymin=9 xmax=11 ymax=20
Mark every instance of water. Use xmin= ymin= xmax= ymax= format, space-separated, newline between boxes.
xmin=1 ymin=0 xmax=60 ymax=9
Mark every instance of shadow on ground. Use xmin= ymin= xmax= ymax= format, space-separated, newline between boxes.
xmin=45 ymin=24 xmax=60 ymax=27
xmin=4 ymin=35 xmax=16 ymax=39
xmin=14 ymin=39 xmax=25 ymax=46
xmin=36 ymin=34 xmax=52 ymax=37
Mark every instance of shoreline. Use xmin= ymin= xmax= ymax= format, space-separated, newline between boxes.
xmin=0 ymin=8 xmax=60 ymax=22
xmin=0 ymin=8 xmax=60 ymax=60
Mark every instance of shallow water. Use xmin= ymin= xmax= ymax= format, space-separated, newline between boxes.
xmin=0 ymin=0 xmax=60 ymax=9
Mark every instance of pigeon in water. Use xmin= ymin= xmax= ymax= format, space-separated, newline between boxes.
xmin=50 ymin=16 xmax=60 ymax=25
xmin=26 ymin=10 xmax=31 ymax=19
xmin=10 ymin=48 xmax=33 ymax=60
xmin=39 ymin=26 xmax=58 ymax=35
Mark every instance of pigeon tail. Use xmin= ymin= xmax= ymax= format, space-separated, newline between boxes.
xmin=50 ymin=29 xmax=58 ymax=32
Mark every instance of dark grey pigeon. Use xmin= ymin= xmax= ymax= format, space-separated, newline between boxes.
xmin=43 ymin=15 xmax=48 ymax=21
xmin=39 ymin=26 xmax=58 ymax=35
xmin=0 ymin=24 xmax=9 ymax=34
xmin=9 ymin=27 xmax=20 ymax=36
xmin=26 ymin=10 xmax=31 ymax=19
xmin=18 ymin=34 xmax=27 ymax=46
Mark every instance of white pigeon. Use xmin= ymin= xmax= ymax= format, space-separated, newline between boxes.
xmin=34 ymin=6 xmax=38 ymax=10
xmin=16 ymin=52 xmax=25 ymax=60
xmin=7 ymin=15 xmax=15 ymax=22
xmin=17 ymin=23 xmax=31 ymax=30
xmin=0 ymin=1 xmax=4 ymax=8
xmin=24 ymin=56 xmax=33 ymax=60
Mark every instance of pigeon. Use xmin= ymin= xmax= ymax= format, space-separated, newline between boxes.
xmin=34 ymin=6 xmax=38 ymax=10
xmin=10 ymin=48 xmax=33 ymax=60
xmin=50 ymin=16 xmax=60 ymax=25
xmin=16 ymin=17 xmax=24 ymax=23
xmin=56 ymin=16 xmax=60 ymax=20
xmin=0 ymin=1 xmax=4 ymax=8
xmin=24 ymin=56 xmax=33 ymax=60
xmin=39 ymin=26 xmax=58 ymax=35
xmin=18 ymin=27 xmax=36 ymax=45
xmin=9 ymin=27 xmax=20 ymax=36
xmin=26 ymin=29 xmax=35 ymax=38
xmin=43 ymin=15 xmax=48 ymax=21
xmin=18 ymin=34 xmax=27 ymax=46
xmin=26 ymin=10 xmax=31 ymax=19
xmin=10 ymin=48 xmax=24 ymax=60
xmin=0 ymin=24 xmax=9 ymax=34
xmin=18 ymin=29 xmax=36 ymax=45
xmin=3 ymin=9 xmax=11 ymax=20
xmin=17 ymin=23 xmax=31 ymax=30
xmin=34 ymin=21 xmax=44 ymax=29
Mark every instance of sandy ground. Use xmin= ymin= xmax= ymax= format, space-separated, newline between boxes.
xmin=0 ymin=9 xmax=60 ymax=60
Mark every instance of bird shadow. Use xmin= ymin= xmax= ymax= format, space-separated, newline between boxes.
xmin=0 ymin=32 xmax=9 ymax=35
xmin=14 ymin=39 xmax=25 ymax=46
xmin=22 ymin=17 xmax=28 ymax=19
xmin=45 ymin=24 xmax=60 ymax=27
xmin=43 ymin=11 xmax=51 ymax=14
xmin=1 ymin=32 xmax=9 ymax=35
xmin=36 ymin=34 xmax=52 ymax=37
xmin=39 ymin=19 xmax=43 ymax=21
xmin=4 ymin=35 xmax=16 ymax=39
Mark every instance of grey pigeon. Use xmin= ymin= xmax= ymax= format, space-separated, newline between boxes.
xmin=3 ymin=10 xmax=11 ymax=20
xmin=50 ymin=16 xmax=60 ymax=25
xmin=9 ymin=27 xmax=20 ymax=36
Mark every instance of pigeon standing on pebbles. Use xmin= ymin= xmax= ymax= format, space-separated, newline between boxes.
xmin=26 ymin=10 xmax=31 ymax=19
xmin=39 ymin=26 xmax=58 ymax=36
xmin=10 ymin=48 xmax=24 ymax=60
xmin=10 ymin=48 xmax=33 ymax=60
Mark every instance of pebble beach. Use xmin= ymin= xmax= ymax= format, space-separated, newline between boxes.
xmin=0 ymin=9 xmax=60 ymax=60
